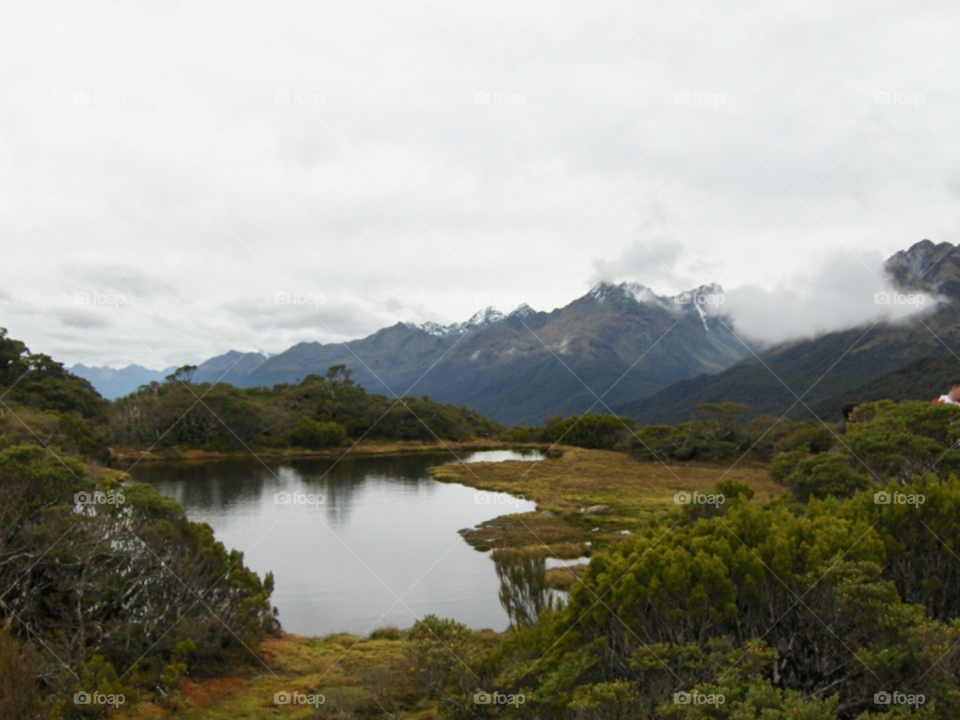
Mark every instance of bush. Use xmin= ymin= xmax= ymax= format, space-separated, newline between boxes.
xmin=288 ymin=417 xmax=349 ymax=448
xmin=542 ymin=413 xmax=633 ymax=450
xmin=769 ymin=450 xmax=868 ymax=502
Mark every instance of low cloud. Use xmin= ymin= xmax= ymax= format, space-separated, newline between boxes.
xmin=722 ymin=251 xmax=940 ymax=345
xmin=592 ymin=237 xmax=684 ymax=286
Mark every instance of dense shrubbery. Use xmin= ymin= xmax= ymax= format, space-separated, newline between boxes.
xmin=503 ymin=412 xmax=635 ymax=450
xmin=0 ymin=329 xmax=111 ymax=463
xmin=0 ymin=444 xmax=276 ymax=716
xmin=108 ymin=364 xmax=503 ymax=450
xmin=506 ymin=402 xmax=843 ymax=460
xmin=0 ymin=328 xmax=106 ymax=421
xmin=0 ymin=331 xmax=281 ymax=715
xmin=406 ymin=400 xmax=960 ymax=717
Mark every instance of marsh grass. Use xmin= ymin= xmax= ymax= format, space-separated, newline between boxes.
xmin=433 ymin=446 xmax=786 ymax=555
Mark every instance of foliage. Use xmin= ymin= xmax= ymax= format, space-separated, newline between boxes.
xmin=501 ymin=413 xmax=635 ymax=450
xmin=108 ymin=365 xmax=503 ymax=450
xmin=411 ymin=401 xmax=960 ymax=718
xmin=541 ymin=413 xmax=635 ymax=450
xmin=288 ymin=416 xmax=349 ymax=448
xmin=0 ymin=630 xmax=40 ymax=718
xmin=0 ymin=328 xmax=106 ymax=420
xmin=0 ymin=443 xmax=276 ymax=715
xmin=770 ymin=449 xmax=870 ymax=501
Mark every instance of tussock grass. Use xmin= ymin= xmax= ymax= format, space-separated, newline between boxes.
xmin=433 ymin=446 xmax=786 ymax=555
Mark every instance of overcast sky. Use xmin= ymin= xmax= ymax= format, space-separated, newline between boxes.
xmin=2 ymin=1 xmax=958 ymax=369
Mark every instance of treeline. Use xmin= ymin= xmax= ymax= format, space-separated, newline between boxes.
xmin=405 ymin=400 xmax=960 ymax=717
xmin=506 ymin=401 xmax=841 ymax=461
xmin=108 ymin=364 xmax=502 ymax=451
xmin=1 ymin=329 xmax=503 ymax=462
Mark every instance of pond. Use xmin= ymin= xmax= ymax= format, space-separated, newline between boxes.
xmin=133 ymin=449 xmax=543 ymax=636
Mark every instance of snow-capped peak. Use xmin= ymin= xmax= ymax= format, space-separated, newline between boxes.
xmin=508 ymin=303 xmax=536 ymax=319
xmin=587 ymin=281 xmax=618 ymax=304
xmin=415 ymin=321 xmax=453 ymax=336
xmin=464 ymin=306 xmax=505 ymax=327
xmin=587 ymin=281 xmax=671 ymax=309
xmin=405 ymin=306 xmax=513 ymax=337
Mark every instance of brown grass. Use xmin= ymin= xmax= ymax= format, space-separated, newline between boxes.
xmin=433 ymin=446 xmax=787 ymax=556
xmin=110 ymin=439 xmax=543 ymax=464
xmin=117 ymin=631 xmax=436 ymax=720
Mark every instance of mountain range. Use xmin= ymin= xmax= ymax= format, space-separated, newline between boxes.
xmin=73 ymin=240 xmax=960 ymax=426
xmin=73 ymin=283 xmax=751 ymax=424
xmin=612 ymin=239 xmax=960 ymax=423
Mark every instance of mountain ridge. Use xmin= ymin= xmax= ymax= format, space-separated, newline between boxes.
xmin=73 ymin=281 xmax=751 ymax=423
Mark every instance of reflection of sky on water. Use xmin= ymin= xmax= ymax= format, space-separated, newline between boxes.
xmin=134 ymin=453 xmax=536 ymax=636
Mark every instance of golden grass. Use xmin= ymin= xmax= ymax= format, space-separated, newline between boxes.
xmin=433 ymin=446 xmax=787 ymax=556
xmin=117 ymin=631 xmax=437 ymax=719
xmin=110 ymin=439 xmax=542 ymax=464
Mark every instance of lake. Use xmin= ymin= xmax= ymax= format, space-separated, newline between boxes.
xmin=133 ymin=449 xmax=541 ymax=636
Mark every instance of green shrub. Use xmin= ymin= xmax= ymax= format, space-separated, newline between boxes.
xmin=288 ymin=417 xmax=349 ymax=448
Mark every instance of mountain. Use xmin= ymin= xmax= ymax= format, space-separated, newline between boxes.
xmin=613 ymin=239 xmax=960 ymax=424
xmin=69 ymin=363 xmax=173 ymax=400
xmin=234 ymin=282 xmax=753 ymax=425
xmin=806 ymin=353 xmax=960 ymax=419
xmin=72 ymin=350 xmax=269 ymax=400
xmin=193 ymin=350 xmax=270 ymax=385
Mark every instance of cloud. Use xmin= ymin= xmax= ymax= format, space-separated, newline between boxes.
xmin=592 ymin=237 xmax=684 ymax=286
xmin=2 ymin=1 xmax=960 ymax=367
xmin=722 ymin=251 xmax=940 ymax=345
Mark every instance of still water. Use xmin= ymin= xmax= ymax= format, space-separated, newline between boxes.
xmin=134 ymin=450 xmax=541 ymax=636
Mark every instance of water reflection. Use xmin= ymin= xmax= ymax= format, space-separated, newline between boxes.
xmin=133 ymin=453 xmax=538 ymax=635
xmin=492 ymin=549 xmax=554 ymax=629
xmin=456 ymin=449 xmax=545 ymax=463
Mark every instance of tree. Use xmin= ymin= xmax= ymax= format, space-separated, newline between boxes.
xmin=165 ymin=364 xmax=197 ymax=384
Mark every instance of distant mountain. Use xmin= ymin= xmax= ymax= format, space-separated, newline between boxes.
xmin=233 ymin=282 xmax=753 ymax=425
xmin=193 ymin=350 xmax=270 ymax=385
xmin=613 ymin=240 xmax=960 ymax=425
xmin=73 ymin=350 xmax=269 ymax=400
xmin=70 ymin=364 xmax=173 ymax=400
xmin=806 ymin=353 xmax=960 ymax=419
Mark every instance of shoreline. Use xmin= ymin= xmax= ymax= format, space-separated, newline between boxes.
xmin=108 ymin=439 xmax=550 ymax=465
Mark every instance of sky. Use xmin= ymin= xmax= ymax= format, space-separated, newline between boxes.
xmin=2 ymin=0 xmax=959 ymax=369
